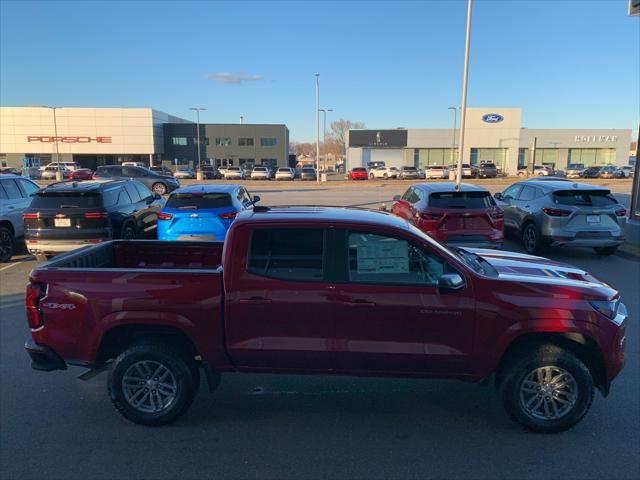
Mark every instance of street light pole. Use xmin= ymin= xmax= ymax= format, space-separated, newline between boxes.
xmin=315 ymin=74 xmax=320 ymax=184
xmin=319 ymin=108 xmax=333 ymax=176
xmin=456 ymin=0 xmax=473 ymax=190
xmin=190 ymin=107 xmax=206 ymax=180
xmin=448 ymin=106 xmax=458 ymax=165
xmin=43 ymin=106 xmax=62 ymax=181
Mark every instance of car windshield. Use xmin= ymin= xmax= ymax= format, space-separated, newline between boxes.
xmin=553 ymin=190 xmax=617 ymax=207
xmin=165 ymin=193 xmax=232 ymax=210
xmin=429 ymin=191 xmax=495 ymax=209
xmin=568 ymin=164 xmax=584 ymax=169
xmin=254 ymin=167 xmax=267 ymax=171
xmin=353 ymin=168 xmax=366 ymax=172
xmin=403 ymin=167 xmax=417 ymax=171
xmin=30 ymin=191 xmax=102 ymax=208
xmin=227 ymin=167 xmax=240 ymax=171
xmin=277 ymin=168 xmax=290 ymax=172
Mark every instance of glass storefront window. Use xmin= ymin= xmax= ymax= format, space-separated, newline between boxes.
xmin=414 ymin=149 xmax=457 ymax=168
xmin=569 ymin=148 xmax=615 ymax=166
xmin=470 ymin=148 xmax=507 ymax=173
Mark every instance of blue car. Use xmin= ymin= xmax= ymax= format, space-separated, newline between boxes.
xmin=157 ymin=184 xmax=259 ymax=241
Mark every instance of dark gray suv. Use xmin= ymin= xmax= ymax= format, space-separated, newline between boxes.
xmin=94 ymin=165 xmax=179 ymax=195
xmin=495 ymin=179 xmax=627 ymax=255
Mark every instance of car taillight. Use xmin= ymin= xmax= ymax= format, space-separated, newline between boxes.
xmin=158 ymin=212 xmax=173 ymax=221
xmin=83 ymin=212 xmax=108 ymax=219
xmin=488 ymin=208 xmax=504 ymax=221
xmin=615 ymin=208 xmax=627 ymax=217
xmin=219 ymin=212 xmax=238 ymax=220
xmin=26 ymin=282 xmax=46 ymax=329
xmin=542 ymin=208 xmax=571 ymax=217
xmin=22 ymin=213 xmax=39 ymax=220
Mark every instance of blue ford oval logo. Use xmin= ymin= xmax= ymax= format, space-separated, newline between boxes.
xmin=482 ymin=113 xmax=504 ymax=123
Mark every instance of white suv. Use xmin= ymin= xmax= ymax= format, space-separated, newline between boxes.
xmin=275 ymin=167 xmax=295 ymax=181
xmin=39 ymin=161 xmax=80 ymax=172
xmin=250 ymin=166 xmax=271 ymax=180
xmin=369 ymin=166 xmax=399 ymax=179
xmin=425 ymin=165 xmax=450 ymax=179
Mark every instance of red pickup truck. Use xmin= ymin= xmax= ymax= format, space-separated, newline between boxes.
xmin=25 ymin=206 xmax=627 ymax=432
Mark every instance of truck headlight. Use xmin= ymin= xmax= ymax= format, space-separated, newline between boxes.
xmin=589 ymin=299 xmax=622 ymax=323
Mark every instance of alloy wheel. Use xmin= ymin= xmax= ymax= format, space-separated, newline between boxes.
xmin=0 ymin=229 xmax=14 ymax=262
xmin=523 ymin=226 xmax=537 ymax=252
xmin=519 ymin=366 xmax=578 ymax=420
xmin=152 ymin=183 xmax=167 ymax=195
xmin=122 ymin=360 xmax=178 ymax=414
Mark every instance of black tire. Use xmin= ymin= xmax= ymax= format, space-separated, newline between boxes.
xmin=498 ymin=344 xmax=594 ymax=433
xmin=121 ymin=222 xmax=137 ymax=240
xmin=152 ymin=183 xmax=167 ymax=195
xmin=522 ymin=223 xmax=545 ymax=255
xmin=108 ymin=342 xmax=199 ymax=426
xmin=0 ymin=226 xmax=14 ymax=263
xmin=369 ymin=173 xmax=375 ymax=179
xmin=594 ymin=246 xmax=618 ymax=255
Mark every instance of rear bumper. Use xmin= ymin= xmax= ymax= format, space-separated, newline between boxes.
xmin=25 ymin=239 xmax=108 ymax=254
xmin=25 ymin=339 xmax=67 ymax=371
xmin=549 ymin=237 xmax=625 ymax=248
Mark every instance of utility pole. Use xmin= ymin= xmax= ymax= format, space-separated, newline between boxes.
xmin=455 ymin=0 xmax=473 ymax=190
xmin=43 ymin=107 xmax=62 ymax=181
xmin=319 ymin=108 xmax=333 ymax=177
xmin=190 ymin=107 xmax=206 ymax=180
xmin=240 ymin=115 xmax=244 ymax=125
xmin=530 ymin=136 xmax=537 ymax=175
xmin=315 ymin=74 xmax=320 ymax=184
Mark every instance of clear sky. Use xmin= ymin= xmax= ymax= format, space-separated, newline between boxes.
xmin=1 ymin=0 xmax=638 ymax=142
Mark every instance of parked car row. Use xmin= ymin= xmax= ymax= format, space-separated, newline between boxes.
xmin=349 ymin=163 xmax=500 ymax=181
xmin=565 ymin=164 xmax=634 ymax=179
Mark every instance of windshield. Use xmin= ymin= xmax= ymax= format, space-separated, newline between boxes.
xmin=429 ymin=191 xmax=495 ymax=209
xmin=165 ymin=193 xmax=232 ymax=210
xmin=553 ymin=190 xmax=617 ymax=207
xmin=30 ymin=191 xmax=102 ymax=208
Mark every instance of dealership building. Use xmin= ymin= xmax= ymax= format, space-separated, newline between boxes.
xmin=346 ymin=108 xmax=632 ymax=175
xmin=0 ymin=107 xmax=290 ymax=171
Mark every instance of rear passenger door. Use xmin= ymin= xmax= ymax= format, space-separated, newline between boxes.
xmin=512 ymin=185 xmax=538 ymax=227
xmin=224 ymin=227 xmax=336 ymax=370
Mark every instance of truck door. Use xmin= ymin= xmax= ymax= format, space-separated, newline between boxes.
xmin=224 ymin=227 xmax=336 ymax=371
xmin=327 ymin=228 xmax=476 ymax=375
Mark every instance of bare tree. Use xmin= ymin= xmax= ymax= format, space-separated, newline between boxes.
xmin=329 ymin=119 xmax=365 ymax=157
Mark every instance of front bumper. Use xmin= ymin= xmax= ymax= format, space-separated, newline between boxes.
xmin=25 ymin=339 xmax=67 ymax=371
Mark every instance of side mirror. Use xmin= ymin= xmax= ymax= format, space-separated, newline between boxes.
xmin=438 ymin=273 xmax=465 ymax=293
xmin=153 ymin=193 xmax=162 ymax=200
xmin=494 ymin=192 xmax=503 ymax=200
xmin=393 ymin=195 xmax=401 ymax=201
xmin=253 ymin=195 xmax=261 ymax=203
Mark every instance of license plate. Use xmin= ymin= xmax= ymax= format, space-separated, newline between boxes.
xmin=586 ymin=215 xmax=600 ymax=224
xmin=54 ymin=218 xmax=71 ymax=227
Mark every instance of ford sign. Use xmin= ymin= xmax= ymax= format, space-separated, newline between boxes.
xmin=482 ymin=113 xmax=504 ymax=123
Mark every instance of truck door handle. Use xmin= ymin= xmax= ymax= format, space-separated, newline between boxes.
xmin=239 ymin=297 xmax=272 ymax=305
xmin=345 ymin=299 xmax=376 ymax=307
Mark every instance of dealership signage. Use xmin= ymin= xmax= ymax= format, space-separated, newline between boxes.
xmin=27 ymin=136 xmax=112 ymax=143
xmin=348 ymin=130 xmax=408 ymax=148
xmin=574 ymin=135 xmax=618 ymax=143
xmin=482 ymin=113 xmax=504 ymax=123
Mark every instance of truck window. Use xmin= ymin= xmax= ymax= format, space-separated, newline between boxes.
xmin=347 ymin=232 xmax=444 ymax=286
xmin=248 ymin=228 xmax=324 ymax=281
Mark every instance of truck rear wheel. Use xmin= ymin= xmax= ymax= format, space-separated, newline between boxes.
xmin=108 ymin=343 xmax=199 ymax=426
xmin=497 ymin=344 xmax=594 ymax=433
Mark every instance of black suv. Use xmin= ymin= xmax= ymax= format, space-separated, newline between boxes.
xmin=94 ymin=165 xmax=179 ymax=195
xmin=23 ymin=180 xmax=164 ymax=259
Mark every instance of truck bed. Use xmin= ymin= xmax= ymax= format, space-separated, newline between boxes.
xmin=41 ymin=240 xmax=224 ymax=271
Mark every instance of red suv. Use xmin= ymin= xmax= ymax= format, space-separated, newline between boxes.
xmin=347 ymin=167 xmax=369 ymax=180
xmin=391 ymin=183 xmax=504 ymax=248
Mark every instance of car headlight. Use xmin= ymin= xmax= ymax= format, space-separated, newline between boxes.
xmin=589 ymin=299 xmax=621 ymax=322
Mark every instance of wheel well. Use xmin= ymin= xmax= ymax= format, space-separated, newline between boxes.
xmin=0 ymin=220 xmax=15 ymax=236
xmin=495 ymin=333 xmax=607 ymax=392
xmin=96 ymin=324 xmax=199 ymax=365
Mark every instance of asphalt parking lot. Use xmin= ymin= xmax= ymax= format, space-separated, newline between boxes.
xmin=1 ymin=179 xmax=638 ymax=480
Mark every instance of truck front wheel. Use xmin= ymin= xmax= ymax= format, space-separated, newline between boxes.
xmin=108 ymin=343 xmax=199 ymax=426
xmin=498 ymin=344 xmax=594 ymax=433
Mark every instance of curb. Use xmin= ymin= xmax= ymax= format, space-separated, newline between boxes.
xmin=616 ymin=245 xmax=640 ymax=261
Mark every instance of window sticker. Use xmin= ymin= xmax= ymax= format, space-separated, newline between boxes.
xmin=355 ymin=237 xmax=409 ymax=274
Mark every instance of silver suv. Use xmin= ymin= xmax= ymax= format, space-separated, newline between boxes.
xmin=495 ymin=179 xmax=627 ymax=255
xmin=0 ymin=174 xmax=41 ymax=262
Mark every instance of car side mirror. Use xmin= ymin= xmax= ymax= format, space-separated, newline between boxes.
xmin=153 ymin=193 xmax=162 ymax=200
xmin=438 ymin=273 xmax=465 ymax=293
xmin=393 ymin=195 xmax=401 ymax=201
xmin=253 ymin=195 xmax=261 ymax=203
xmin=494 ymin=192 xmax=503 ymax=200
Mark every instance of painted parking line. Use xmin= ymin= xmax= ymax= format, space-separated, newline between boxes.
xmin=0 ymin=258 xmax=33 ymax=272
